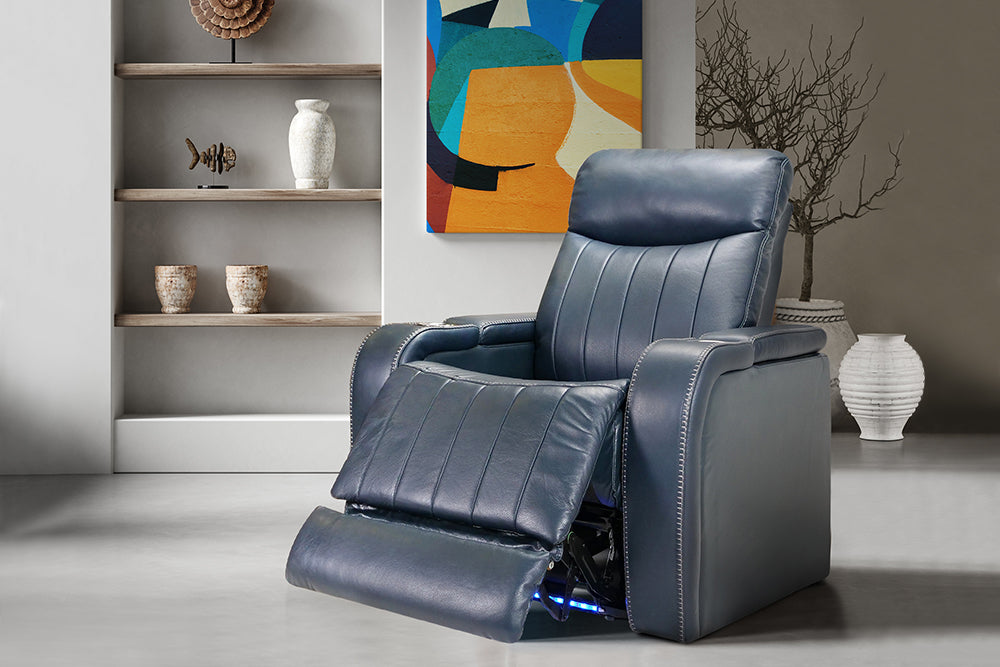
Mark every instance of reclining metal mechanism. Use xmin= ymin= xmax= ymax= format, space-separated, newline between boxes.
xmin=538 ymin=505 xmax=627 ymax=622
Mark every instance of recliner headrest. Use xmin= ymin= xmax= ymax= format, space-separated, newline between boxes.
xmin=568 ymin=149 xmax=793 ymax=246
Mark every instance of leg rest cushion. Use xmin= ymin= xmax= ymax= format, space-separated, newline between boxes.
xmin=286 ymin=506 xmax=553 ymax=642
xmin=332 ymin=361 xmax=627 ymax=548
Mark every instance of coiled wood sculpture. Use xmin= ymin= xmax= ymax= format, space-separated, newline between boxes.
xmin=190 ymin=0 xmax=275 ymax=40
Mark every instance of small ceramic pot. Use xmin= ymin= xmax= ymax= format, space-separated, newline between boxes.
xmin=154 ymin=265 xmax=197 ymax=314
xmin=226 ymin=265 xmax=268 ymax=314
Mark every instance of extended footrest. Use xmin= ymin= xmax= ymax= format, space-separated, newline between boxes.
xmin=286 ymin=361 xmax=629 ymax=641
xmin=286 ymin=506 xmax=554 ymax=642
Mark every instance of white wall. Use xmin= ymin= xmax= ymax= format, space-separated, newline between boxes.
xmin=0 ymin=0 xmax=695 ymax=473
xmin=383 ymin=0 xmax=696 ymax=322
xmin=0 ymin=2 xmax=115 ymax=472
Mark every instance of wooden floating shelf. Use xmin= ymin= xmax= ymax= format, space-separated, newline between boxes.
xmin=115 ymin=63 xmax=382 ymax=79
xmin=115 ymin=312 xmax=382 ymax=328
xmin=115 ymin=188 xmax=381 ymax=202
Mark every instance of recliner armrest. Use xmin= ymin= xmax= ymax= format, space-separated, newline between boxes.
xmin=443 ymin=312 xmax=536 ymax=345
xmin=623 ymin=337 xmax=753 ymax=640
xmin=350 ymin=323 xmax=479 ymax=444
xmin=623 ymin=335 xmax=829 ymax=641
xmin=699 ymin=325 xmax=826 ymax=364
xmin=350 ymin=315 xmax=538 ymax=445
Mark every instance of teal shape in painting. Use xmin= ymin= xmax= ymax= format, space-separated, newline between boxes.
xmin=438 ymin=77 xmax=469 ymax=153
xmin=524 ymin=0 xmax=586 ymax=60
xmin=568 ymin=1 xmax=601 ymax=61
xmin=438 ymin=21 xmax=486 ymax=64
xmin=429 ymin=28 xmax=565 ymax=132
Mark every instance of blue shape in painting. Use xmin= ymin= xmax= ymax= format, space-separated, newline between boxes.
xmin=438 ymin=77 xmax=469 ymax=152
xmin=524 ymin=0 xmax=588 ymax=60
xmin=428 ymin=0 xmax=442 ymax=59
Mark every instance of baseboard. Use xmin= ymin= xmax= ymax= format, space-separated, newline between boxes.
xmin=114 ymin=414 xmax=350 ymax=472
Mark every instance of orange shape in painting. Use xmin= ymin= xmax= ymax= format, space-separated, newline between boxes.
xmin=444 ymin=64 xmax=576 ymax=233
xmin=569 ymin=60 xmax=642 ymax=132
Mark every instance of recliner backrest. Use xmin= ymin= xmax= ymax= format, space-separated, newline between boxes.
xmin=534 ymin=149 xmax=793 ymax=382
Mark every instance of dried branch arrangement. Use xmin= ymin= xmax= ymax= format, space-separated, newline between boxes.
xmin=186 ymin=139 xmax=237 ymax=174
xmin=190 ymin=0 xmax=274 ymax=40
xmin=696 ymin=1 xmax=902 ymax=301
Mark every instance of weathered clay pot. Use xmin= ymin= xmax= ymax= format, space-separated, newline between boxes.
xmin=154 ymin=265 xmax=197 ymax=314
xmin=226 ymin=265 xmax=268 ymax=314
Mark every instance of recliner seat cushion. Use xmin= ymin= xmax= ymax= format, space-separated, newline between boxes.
xmin=332 ymin=361 xmax=628 ymax=548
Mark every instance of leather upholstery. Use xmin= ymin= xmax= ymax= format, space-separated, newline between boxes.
xmin=287 ymin=505 xmax=553 ymax=643
xmin=567 ymin=149 xmax=793 ymax=247
xmin=695 ymin=356 xmax=830 ymax=639
xmin=428 ymin=314 xmax=538 ymax=379
xmin=350 ymin=320 xmax=538 ymax=443
xmin=535 ymin=149 xmax=792 ymax=381
xmin=289 ymin=149 xmax=830 ymax=645
xmin=334 ymin=361 xmax=627 ymax=548
xmin=622 ymin=336 xmax=830 ymax=641
xmin=443 ymin=313 xmax=537 ymax=345
xmin=700 ymin=325 xmax=827 ymax=363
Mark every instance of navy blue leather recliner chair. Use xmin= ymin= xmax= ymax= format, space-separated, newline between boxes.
xmin=287 ymin=149 xmax=831 ymax=643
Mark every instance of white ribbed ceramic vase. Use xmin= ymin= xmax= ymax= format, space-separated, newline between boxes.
xmin=774 ymin=298 xmax=857 ymax=422
xmin=839 ymin=334 xmax=924 ymax=441
xmin=289 ymin=99 xmax=336 ymax=189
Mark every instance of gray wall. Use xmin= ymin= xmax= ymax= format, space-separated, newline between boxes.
xmin=698 ymin=1 xmax=1000 ymax=432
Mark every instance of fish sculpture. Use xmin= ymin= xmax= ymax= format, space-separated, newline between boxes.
xmin=186 ymin=138 xmax=237 ymax=174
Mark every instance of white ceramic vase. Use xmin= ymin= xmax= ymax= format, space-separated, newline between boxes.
xmin=773 ymin=298 xmax=857 ymax=422
xmin=839 ymin=334 xmax=924 ymax=441
xmin=289 ymin=99 xmax=336 ymax=189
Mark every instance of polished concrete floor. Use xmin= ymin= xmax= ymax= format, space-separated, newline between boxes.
xmin=2 ymin=434 xmax=998 ymax=666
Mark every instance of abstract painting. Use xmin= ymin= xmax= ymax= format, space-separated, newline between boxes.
xmin=427 ymin=0 xmax=643 ymax=233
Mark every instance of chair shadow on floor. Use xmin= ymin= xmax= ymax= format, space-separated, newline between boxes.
xmin=522 ymin=567 xmax=1000 ymax=643
xmin=708 ymin=567 xmax=1000 ymax=643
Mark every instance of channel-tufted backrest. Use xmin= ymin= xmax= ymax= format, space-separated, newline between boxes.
xmin=534 ymin=149 xmax=793 ymax=382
